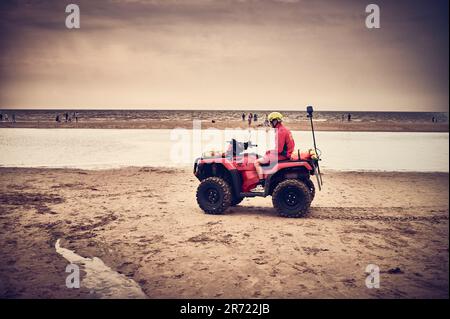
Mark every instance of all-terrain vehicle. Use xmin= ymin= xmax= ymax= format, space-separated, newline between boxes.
xmin=194 ymin=106 xmax=323 ymax=217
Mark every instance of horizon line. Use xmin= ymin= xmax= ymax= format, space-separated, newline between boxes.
xmin=0 ymin=108 xmax=448 ymax=113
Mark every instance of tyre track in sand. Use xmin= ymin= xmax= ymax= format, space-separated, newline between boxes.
xmin=308 ymin=206 xmax=448 ymax=223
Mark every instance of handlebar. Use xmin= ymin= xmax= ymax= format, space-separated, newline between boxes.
xmin=244 ymin=141 xmax=258 ymax=149
xmin=227 ymin=139 xmax=258 ymax=149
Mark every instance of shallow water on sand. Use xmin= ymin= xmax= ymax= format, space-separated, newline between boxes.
xmin=0 ymin=128 xmax=448 ymax=172
xmin=55 ymin=239 xmax=147 ymax=299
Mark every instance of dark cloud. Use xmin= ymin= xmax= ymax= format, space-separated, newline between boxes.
xmin=0 ymin=0 xmax=448 ymax=110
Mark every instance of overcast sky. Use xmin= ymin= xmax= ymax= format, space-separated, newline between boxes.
xmin=0 ymin=0 xmax=448 ymax=111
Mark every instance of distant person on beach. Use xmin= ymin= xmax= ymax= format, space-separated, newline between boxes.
xmin=242 ymin=113 xmax=245 ymax=121
xmin=75 ymin=112 xmax=79 ymax=122
xmin=347 ymin=113 xmax=352 ymax=122
xmin=248 ymin=113 xmax=253 ymax=126
xmin=0 ymin=113 xmax=3 ymax=121
xmin=12 ymin=113 xmax=16 ymax=123
xmin=4 ymin=114 xmax=8 ymax=122
xmin=65 ymin=112 xmax=69 ymax=122
xmin=254 ymin=113 xmax=258 ymax=122
xmin=56 ymin=114 xmax=60 ymax=122
xmin=264 ymin=115 xmax=269 ymax=127
xmin=432 ymin=116 xmax=436 ymax=123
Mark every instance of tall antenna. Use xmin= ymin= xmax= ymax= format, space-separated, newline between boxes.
xmin=306 ymin=106 xmax=323 ymax=188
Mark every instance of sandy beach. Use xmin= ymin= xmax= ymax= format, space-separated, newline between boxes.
xmin=0 ymin=167 xmax=448 ymax=298
xmin=0 ymin=120 xmax=448 ymax=132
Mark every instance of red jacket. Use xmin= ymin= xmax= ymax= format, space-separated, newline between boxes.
xmin=266 ymin=123 xmax=295 ymax=159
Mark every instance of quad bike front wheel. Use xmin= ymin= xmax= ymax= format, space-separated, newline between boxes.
xmin=196 ymin=177 xmax=232 ymax=214
xmin=231 ymin=196 xmax=244 ymax=206
xmin=272 ymin=179 xmax=311 ymax=218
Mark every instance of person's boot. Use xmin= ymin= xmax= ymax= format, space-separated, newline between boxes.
xmin=251 ymin=179 xmax=265 ymax=193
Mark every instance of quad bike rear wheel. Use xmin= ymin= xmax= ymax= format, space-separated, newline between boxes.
xmin=303 ymin=178 xmax=315 ymax=201
xmin=196 ymin=177 xmax=232 ymax=214
xmin=272 ymin=179 xmax=311 ymax=218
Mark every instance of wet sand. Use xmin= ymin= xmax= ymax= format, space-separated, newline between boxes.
xmin=0 ymin=120 xmax=448 ymax=132
xmin=0 ymin=167 xmax=448 ymax=298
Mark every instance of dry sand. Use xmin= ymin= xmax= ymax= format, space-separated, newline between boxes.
xmin=0 ymin=120 xmax=448 ymax=132
xmin=0 ymin=167 xmax=448 ymax=298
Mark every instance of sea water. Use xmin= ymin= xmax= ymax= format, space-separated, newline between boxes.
xmin=0 ymin=129 xmax=448 ymax=172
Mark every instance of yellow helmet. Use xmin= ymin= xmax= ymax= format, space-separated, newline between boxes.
xmin=268 ymin=112 xmax=283 ymax=122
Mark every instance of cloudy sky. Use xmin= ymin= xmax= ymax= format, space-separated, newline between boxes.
xmin=0 ymin=0 xmax=448 ymax=111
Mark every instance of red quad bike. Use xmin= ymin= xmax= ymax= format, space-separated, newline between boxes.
xmin=194 ymin=106 xmax=323 ymax=218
